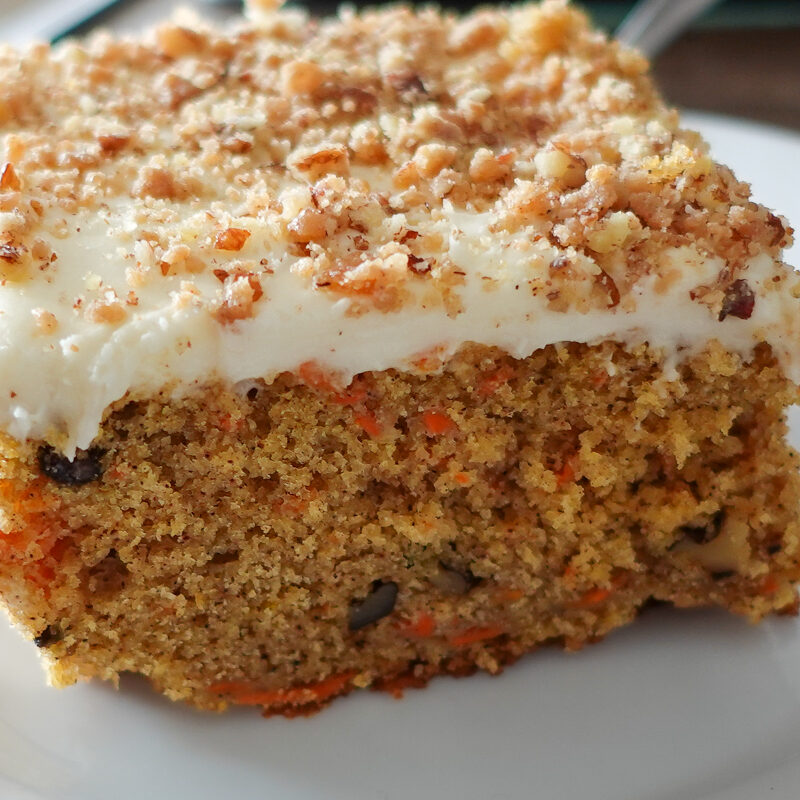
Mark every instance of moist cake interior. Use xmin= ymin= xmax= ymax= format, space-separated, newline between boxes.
xmin=2 ymin=341 xmax=799 ymax=714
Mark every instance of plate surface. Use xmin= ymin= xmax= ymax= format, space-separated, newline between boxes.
xmin=2 ymin=112 xmax=800 ymax=800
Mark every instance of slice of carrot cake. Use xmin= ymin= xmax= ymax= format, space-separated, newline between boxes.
xmin=1 ymin=0 xmax=799 ymax=716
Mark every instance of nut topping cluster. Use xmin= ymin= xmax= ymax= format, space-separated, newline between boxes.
xmin=0 ymin=0 xmax=793 ymax=328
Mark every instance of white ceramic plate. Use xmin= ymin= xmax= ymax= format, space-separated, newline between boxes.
xmin=2 ymin=112 xmax=800 ymax=800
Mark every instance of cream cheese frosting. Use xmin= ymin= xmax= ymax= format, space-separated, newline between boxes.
xmin=0 ymin=200 xmax=797 ymax=455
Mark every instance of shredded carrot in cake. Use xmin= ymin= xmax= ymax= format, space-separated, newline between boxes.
xmin=354 ymin=411 xmax=382 ymax=437
xmin=555 ymin=459 xmax=576 ymax=487
xmin=209 ymin=670 xmax=356 ymax=707
xmin=574 ymin=588 xmax=612 ymax=608
xmin=422 ymin=410 xmax=457 ymax=435
xmin=759 ymin=575 xmax=779 ymax=596
xmin=477 ymin=365 xmax=515 ymax=397
xmin=398 ymin=612 xmax=437 ymax=638
xmin=449 ymin=625 xmax=505 ymax=646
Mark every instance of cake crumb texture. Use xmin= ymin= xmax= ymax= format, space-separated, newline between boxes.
xmin=1 ymin=341 xmax=799 ymax=714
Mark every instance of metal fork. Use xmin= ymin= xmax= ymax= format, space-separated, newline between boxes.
xmin=615 ymin=0 xmax=725 ymax=57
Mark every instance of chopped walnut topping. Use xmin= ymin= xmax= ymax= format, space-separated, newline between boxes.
xmin=158 ymin=73 xmax=202 ymax=110
xmin=85 ymin=295 xmax=127 ymax=325
xmin=534 ymin=147 xmax=586 ymax=188
xmin=349 ymin=123 xmax=387 ymax=165
xmin=719 ymin=279 xmax=755 ymax=322
xmin=386 ymin=71 xmax=428 ymax=100
xmin=288 ymin=208 xmax=329 ymax=243
xmin=134 ymin=167 xmax=191 ymax=201
xmin=214 ymin=228 xmax=251 ymax=252
xmin=0 ymin=240 xmax=27 ymax=269
xmin=30 ymin=238 xmax=52 ymax=263
xmin=448 ymin=13 xmax=508 ymax=55
xmin=156 ymin=24 xmax=206 ymax=59
xmin=160 ymin=244 xmax=205 ymax=275
xmin=0 ymin=0 xmax=790 ymax=327
xmin=586 ymin=212 xmax=633 ymax=254
xmin=412 ymin=144 xmax=457 ymax=179
xmin=468 ymin=149 xmax=512 ymax=184
xmin=31 ymin=308 xmax=58 ymax=335
xmin=0 ymin=162 xmax=21 ymax=191
xmin=98 ymin=134 xmax=131 ymax=155
xmin=289 ymin=144 xmax=349 ymax=181
xmin=280 ymin=60 xmax=325 ymax=96
xmin=211 ymin=275 xmax=264 ymax=324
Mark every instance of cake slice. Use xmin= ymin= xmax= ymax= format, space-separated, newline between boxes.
xmin=1 ymin=0 xmax=799 ymax=716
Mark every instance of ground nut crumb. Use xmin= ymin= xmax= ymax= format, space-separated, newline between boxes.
xmin=31 ymin=308 xmax=58 ymax=334
xmin=0 ymin=162 xmax=21 ymax=191
xmin=212 ymin=275 xmax=262 ymax=323
xmin=288 ymin=208 xmax=329 ymax=242
xmin=468 ymin=148 xmax=512 ymax=184
xmin=161 ymin=244 xmax=205 ymax=275
xmin=85 ymin=295 xmax=127 ymax=324
xmin=215 ymin=228 xmax=251 ymax=252
xmin=134 ymin=167 xmax=189 ymax=201
xmin=534 ymin=148 xmax=585 ymax=188
xmin=281 ymin=60 xmax=325 ymax=95
xmin=412 ymin=144 xmax=457 ymax=179
xmin=289 ymin=145 xmax=349 ymax=180
xmin=448 ymin=13 xmax=508 ymax=55
xmin=156 ymin=24 xmax=206 ymax=59
xmin=98 ymin=134 xmax=131 ymax=155
xmin=587 ymin=211 xmax=633 ymax=254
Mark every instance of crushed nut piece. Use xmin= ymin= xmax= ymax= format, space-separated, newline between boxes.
xmin=31 ymin=308 xmax=58 ymax=335
xmin=85 ymin=295 xmax=127 ymax=324
xmin=289 ymin=145 xmax=349 ymax=180
xmin=214 ymin=228 xmax=251 ymax=252
xmin=0 ymin=162 xmax=21 ymax=191
xmin=288 ymin=208 xmax=329 ymax=243
xmin=281 ymin=60 xmax=324 ymax=95
xmin=719 ymin=279 xmax=755 ymax=321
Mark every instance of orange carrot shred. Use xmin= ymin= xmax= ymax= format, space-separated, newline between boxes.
xmin=216 ymin=413 xmax=242 ymax=433
xmin=498 ymin=588 xmax=524 ymax=602
xmin=760 ymin=575 xmax=779 ymax=596
xmin=555 ymin=460 xmax=575 ymax=487
xmin=210 ymin=671 xmax=356 ymax=708
xmin=422 ymin=410 xmax=457 ymax=435
xmin=453 ymin=472 xmax=471 ymax=486
xmin=477 ymin=364 xmax=515 ymax=397
xmin=449 ymin=625 xmax=504 ymax=647
xmin=575 ymin=587 xmax=611 ymax=608
xmin=298 ymin=361 xmax=338 ymax=393
xmin=298 ymin=361 xmax=368 ymax=406
xmin=399 ymin=612 xmax=436 ymax=638
xmin=590 ymin=370 xmax=609 ymax=388
xmin=331 ymin=386 xmax=367 ymax=406
xmin=354 ymin=411 xmax=382 ymax=437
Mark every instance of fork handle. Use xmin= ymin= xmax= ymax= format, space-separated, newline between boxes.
xmin=615 ymin=0 xmax=724 ymax=58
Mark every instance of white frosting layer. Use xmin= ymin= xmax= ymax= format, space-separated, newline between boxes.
xmin=0 ymin=204 xmax=797 ymax=456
